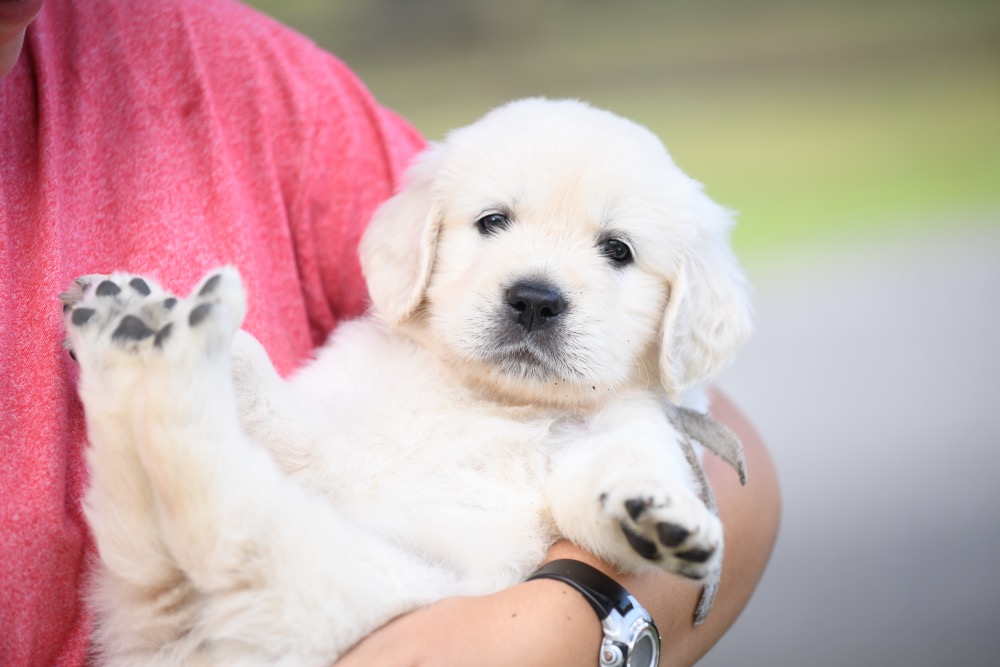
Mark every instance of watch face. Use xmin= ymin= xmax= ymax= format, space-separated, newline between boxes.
xmin=628 ymin=626 xmax=659 ymax=667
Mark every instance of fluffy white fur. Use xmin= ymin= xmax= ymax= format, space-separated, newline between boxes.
xmin=64 ymin=98 xmax=752 ymax=665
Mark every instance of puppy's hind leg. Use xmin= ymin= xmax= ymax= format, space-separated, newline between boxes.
xmin=63 ymin=275 xmax=200 ymax=656
xmin=76 ymin=268 xmax=309 ymax=599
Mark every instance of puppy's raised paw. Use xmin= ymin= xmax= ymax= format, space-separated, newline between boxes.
xmin=61 ymin=273 xmax=175 ymax=361
xmin=601 ymin=482 xmax=722 ymax=580
xmin=61 ymin=268 xmax=245 ymax=366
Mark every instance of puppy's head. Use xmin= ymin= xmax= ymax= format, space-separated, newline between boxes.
xmin=360 ymin=98 xmax=751 ymax=407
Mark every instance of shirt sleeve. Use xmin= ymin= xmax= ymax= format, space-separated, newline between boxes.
xmin=285 ymin=54 xmax=426 ymax=346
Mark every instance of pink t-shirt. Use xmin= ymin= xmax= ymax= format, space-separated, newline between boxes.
xmin=0 ymin=1 xmax=424 ymax=664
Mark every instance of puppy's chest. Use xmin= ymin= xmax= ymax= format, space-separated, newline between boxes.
xmin=325 ymin=399 xmax=553 ymax=519
xmin=300 ymin=336 xmax=559 ymax=581
xmin=302 ymin=322 xmax=557 ymax=506
xmin=300 ymin=322 xmax=553 ymax=590
xmin=333 ymin=409 xmax=556 ymax=585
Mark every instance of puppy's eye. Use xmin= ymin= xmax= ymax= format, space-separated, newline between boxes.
xmin=476 ymin=213 xmax=511 ymax=236
xmin=601 ymin=238 xmax=634 ymax=266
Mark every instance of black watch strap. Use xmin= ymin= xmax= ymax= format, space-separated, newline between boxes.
xmin=527 ymin=559 xmax=638 ymax=620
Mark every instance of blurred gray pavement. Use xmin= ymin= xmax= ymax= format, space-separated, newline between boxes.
xmin=703 ymin=219 xmax=1000 ymax=666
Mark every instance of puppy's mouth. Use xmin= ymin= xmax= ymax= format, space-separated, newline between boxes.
xmin=494 ymin=342 xmax=552 ymax=370
xmin=479 ymin=326 xmax=577 ymax=381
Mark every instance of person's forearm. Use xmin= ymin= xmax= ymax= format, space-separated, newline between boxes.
xmin=333 ymin=577 xmax=601 ymax=666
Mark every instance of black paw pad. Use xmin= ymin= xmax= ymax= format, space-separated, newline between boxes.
xmin=198 ymin=274 xmax=221 ymax=296
xmin=71 ymin=308 xmax=96 ymax=326
xmin=676 ymin=547 xmax=714 ymax=564
xmin=95 ymin=280 xmax=121 ymax=297
xmin=163 ymin=297 xmax=178 ymax=310
xmin=129 ymin=277 xmax=151 ymax=296
xmin=620 ymin=521 xmax=661 ymax=561
xmin=625 ymin=498 xmax=648 ymax=521
xmin=657 ymin=522 xmax=690 ymax=548
xmin=112 ymin=315 xmax=155 ymax=342
xmin=154 ymin=323 xmax=173 ymax=348
xmin=188 ymin=303 xmax=212 ymax=327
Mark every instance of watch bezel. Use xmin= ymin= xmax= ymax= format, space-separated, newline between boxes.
xmin=600 ymin=598 xmax=660 ymax=667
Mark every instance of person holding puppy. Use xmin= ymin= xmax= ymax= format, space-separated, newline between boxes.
xmin=0 ymin=0 xmax=780 ymax=665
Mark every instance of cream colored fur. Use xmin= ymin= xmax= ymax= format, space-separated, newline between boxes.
xmin=65 ymin=98 xmax=751 ymax=665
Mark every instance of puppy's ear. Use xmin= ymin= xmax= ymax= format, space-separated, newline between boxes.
xmin=359 ymin=146 xmax=445 ymax=326
xmin=659 ymin=193 xmax=753 ymax=403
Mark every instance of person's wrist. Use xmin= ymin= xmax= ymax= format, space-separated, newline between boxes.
xmin=529 ymin=559 xmax=660 ymax=667
xmin=494 ymin=578 xmax=603 ymax=666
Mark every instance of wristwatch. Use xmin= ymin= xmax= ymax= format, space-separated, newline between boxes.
xmin=528 ymin=559 xmax=660 ymax=667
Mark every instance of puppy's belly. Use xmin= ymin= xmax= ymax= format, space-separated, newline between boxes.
xmin=308 ymin=411 xmax=555 ymax=592
xmin=351 ymin=466 xmax=551 ymax=592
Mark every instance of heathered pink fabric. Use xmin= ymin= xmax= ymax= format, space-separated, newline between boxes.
xmin=0 ymin=1 xmax=424 ymax=664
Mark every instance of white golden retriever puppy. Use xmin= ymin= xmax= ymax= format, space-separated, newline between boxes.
xmin=62 ymin=98 xmax=752 ymax=665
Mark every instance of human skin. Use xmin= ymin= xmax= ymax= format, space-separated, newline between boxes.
xmin=335 ymin=389 xmax=781 ymax=667
xmin=0 ymin=0 xmax=42 ymax=76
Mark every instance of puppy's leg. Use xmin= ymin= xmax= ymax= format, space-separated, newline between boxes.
xmin=63 ymin=275 xmax=202 ymax=658
xmin=547 ymin=396 xmax=723 ymax=582
xmin=68 ymin=269 xmax=459 ymax=663
xmin=228 ymin=329 xmax=330 ymax=475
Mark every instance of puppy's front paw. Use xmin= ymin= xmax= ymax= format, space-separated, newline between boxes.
xmin=61 ymin=268 xmax=246 ymax=372
xmin=60 ymin=273 xmax=176 ymax=361
xmin=601 ymin=482 xmax=722 ymax=580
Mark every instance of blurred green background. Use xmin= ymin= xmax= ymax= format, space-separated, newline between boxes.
xmin=246 ymin=0 xmax=999 ymax=270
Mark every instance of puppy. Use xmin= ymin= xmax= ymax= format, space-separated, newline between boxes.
xmin=62 ymin=98 xmax=752 ymax=665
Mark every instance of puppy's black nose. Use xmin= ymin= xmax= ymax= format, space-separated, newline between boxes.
xmin=507 ymin=281 xmax=566 ymax=332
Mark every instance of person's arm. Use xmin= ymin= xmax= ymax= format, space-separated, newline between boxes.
xmin=334 ymin=390 xmax=780 ymax=667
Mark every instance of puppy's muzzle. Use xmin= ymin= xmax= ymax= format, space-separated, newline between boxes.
xmin=506 ymin=281 xmax=565 ymax=333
